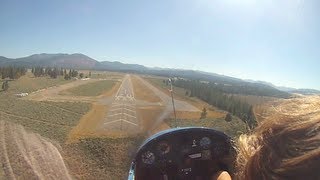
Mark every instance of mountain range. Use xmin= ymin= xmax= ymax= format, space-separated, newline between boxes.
xmin=1 ymin=53 xmax=319 ymax=96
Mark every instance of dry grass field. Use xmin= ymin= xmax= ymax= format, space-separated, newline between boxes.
xmin=67 ymin=103 xmax=113 ymax=142
xmin=137 ymin=106 xmax=166 ymax=132
xmin=131 ymin=76 xmax=161 ymax=103
xmin=77 ymin=70 xmax=124 ymax=80
xmin=0 ymin=95 xmax=91 ymax=143
xmin=1 ymin=72 xmax=69 ymax=94
xmin=145 ymin=77 xmax=187 ymax=101
xmin=62 ymin=136 xmax=144 ymax=180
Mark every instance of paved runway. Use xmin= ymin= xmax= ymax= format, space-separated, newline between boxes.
xmin=101 ymin=75 xmax=140 ymax=133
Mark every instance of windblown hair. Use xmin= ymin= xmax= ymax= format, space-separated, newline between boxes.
xmin=236 ymin=96 xmax=320 ymax=180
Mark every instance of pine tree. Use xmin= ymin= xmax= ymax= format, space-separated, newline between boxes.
xmin=200 ymin=107 xmax=207 ymax=119
xmin=225 ymin=113 xmax=232 ymax=122
xmin=185 ymin=91 xmax=189 ymax=96
xmin=64 ymin=74 xmax=70 ymax=80
xmin=2 ymin=80 xmax=9 ymax=91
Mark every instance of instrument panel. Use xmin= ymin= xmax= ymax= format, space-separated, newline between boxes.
xmin=130 ymin=127 xmax=235 ymax=180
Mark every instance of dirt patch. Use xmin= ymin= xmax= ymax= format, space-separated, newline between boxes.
xmin=131 ymin=76 xmax=161 ymax=103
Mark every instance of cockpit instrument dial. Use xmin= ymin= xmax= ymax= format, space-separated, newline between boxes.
xmin=157 ymin=141 xmax=171 ymax=155
xmin=141 ymin=151 xmax=155 ymax=165
xmin=200 ymin=137 xmax=211 ymax=149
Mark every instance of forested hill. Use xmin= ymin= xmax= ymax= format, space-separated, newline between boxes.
xmin=0 ymin=53 xmax=295 ymax=98
xmin=150 ymin=70 xmax=291 ymax=98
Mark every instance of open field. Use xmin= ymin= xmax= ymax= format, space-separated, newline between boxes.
xmin=1 ymin=72 xmax=69 ymax=94
xmin=63 ymin=136 xmax=144 ymax=180
xmin=61 ymin=80 xmax=116 ymax=96
xmin=25 ymin=79 xmax=108 ymax=102
xmin=0 ymin=95 xmax=91 ymax=143
xmin=77 ymin=70 xmax=124 ymax=80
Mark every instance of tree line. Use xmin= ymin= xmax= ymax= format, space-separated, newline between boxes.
xmin=0 ymin=66 xmax=27 ymax=92
xmin=0 ymin=66 xmax=27 ymax=79
xmin=31 ymin=67 xmax=79 ymax=80
xmin=172 ymin=79 xmax=257 ymax=128
xmin=0 ymin=66 xmax=89 ymax=92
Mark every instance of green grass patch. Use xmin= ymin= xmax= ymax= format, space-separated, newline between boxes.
xmin=166 ymin=117 xmax=248 ymax=138
xmin=62 ymin=80 xmax=116 ymax=96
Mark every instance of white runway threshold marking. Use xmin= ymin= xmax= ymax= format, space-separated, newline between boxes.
xmin=102 ymin=74 xmax=139 ymax=132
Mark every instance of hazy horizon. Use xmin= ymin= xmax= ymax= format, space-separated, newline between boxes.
xmin=1 ymin=0 xmax=319 ymax=90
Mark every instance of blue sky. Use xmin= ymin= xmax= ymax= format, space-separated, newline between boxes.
xmin=0 ymin=0 xmax=319 ymax=89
